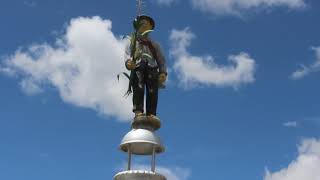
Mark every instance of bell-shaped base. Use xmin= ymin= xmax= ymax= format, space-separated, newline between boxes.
xmin=114 ymin=170 xmax=166 ymax=180
xmin=120 ymin=129 xmax=165 ymax=155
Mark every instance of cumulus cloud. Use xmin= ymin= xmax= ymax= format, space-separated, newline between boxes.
xmin=1 ymin=16 xmax=132 ymax=121
xmin=264 ymin=138 xmax=320 ymax=180
xmin=169 ymin=28 xmax=256 ymax=88
xmin=191 ymin=0 xmax=306 ymax=16
xmin=291 ymin=47 xmax=320 ymax=80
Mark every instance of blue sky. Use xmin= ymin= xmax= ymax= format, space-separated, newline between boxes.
xmin=1 ymin=0 xmax=320 ymax=180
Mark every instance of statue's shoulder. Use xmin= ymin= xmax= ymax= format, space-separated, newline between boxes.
xmin=148 ymin=37 xmax=160 ymax=48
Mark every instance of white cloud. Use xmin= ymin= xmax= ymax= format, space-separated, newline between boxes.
xmin=0 ymin=66 xmax=15 ymax=76
xmin=1 ymin=16 xmax=132 ymax=121
xmin=20 ymin=78 xmax=43 ymax=95
xmin=170 ymin=28 xmax=256 ymax=88
xmin=191 ymin=0 xmax=306 ymax=16
xmin=283 ymin=121 xmax=298 ymax=127
xmin=264 ymin=138 xmax=320 ymax=180
xmin=291 ymin=47 xmax=320 ymax=80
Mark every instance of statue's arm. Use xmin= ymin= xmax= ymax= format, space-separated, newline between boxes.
xmin=124 ymin=40 xmax=132 ymax=70
xmin=154 ymin=42 xmax=167 ymax=75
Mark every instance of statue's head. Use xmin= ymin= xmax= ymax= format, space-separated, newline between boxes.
xmin=133 ymin=15 xmax=155 ymax=34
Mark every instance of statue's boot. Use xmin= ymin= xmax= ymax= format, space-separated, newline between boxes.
xmin=132 ymin=112 xmax=147 ymax=129
xmin=134 ymin=112 xmax=145 ymax=121
xmin=146 ymin=114 xmax=161 ymax=131
xmin=132 ymin=113 xmax=161 ymax=131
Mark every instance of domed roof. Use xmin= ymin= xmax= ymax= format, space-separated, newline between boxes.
xmin=120 ymin=129 xmax=165 ymax=155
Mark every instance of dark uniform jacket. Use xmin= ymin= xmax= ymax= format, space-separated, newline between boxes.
xmin=125 ymin=35 xmax=167 ymax=75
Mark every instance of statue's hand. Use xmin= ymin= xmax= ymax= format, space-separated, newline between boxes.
xmin=158 ymin=73 xmax=167 ymax=84
xmin=126 ymin=59 xmax=136 ymax=70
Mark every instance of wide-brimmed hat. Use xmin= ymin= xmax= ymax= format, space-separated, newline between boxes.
xmin=133 ymin=15 xmax=155 ymax=30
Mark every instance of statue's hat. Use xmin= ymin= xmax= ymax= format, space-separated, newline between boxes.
xmin=133 ymin=15 xmax=155 ymax=30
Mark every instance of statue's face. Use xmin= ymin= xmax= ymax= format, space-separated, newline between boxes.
xmin=138 ymin=19 xmax=152 ymax=34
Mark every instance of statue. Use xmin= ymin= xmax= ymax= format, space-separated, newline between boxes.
xmin=114 ymin=2 xmax=168 ymax=179
xmin=124 ymin=15 xmax=167 ymax=129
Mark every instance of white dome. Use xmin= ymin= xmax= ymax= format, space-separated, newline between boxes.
xmin=120 ymin=129 xmax=165 ymax=155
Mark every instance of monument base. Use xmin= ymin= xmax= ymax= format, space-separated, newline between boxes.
xmin=114 ymin=170 xmax=166 ymax=180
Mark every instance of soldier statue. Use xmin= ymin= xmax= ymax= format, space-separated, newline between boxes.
xmin=125 ymin=15 xmax=167 ymax=125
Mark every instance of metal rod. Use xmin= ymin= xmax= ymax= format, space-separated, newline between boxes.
xmin=127 ymin=147 xmax=132 ymax=170
xmin=137 ymin=0 xmax=143 ymax=16
xmin=151 ymin=146 xmax=156 ymax=172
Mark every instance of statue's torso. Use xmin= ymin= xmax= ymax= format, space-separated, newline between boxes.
xmin=134 ymin=38 xmax=158 ymax=68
